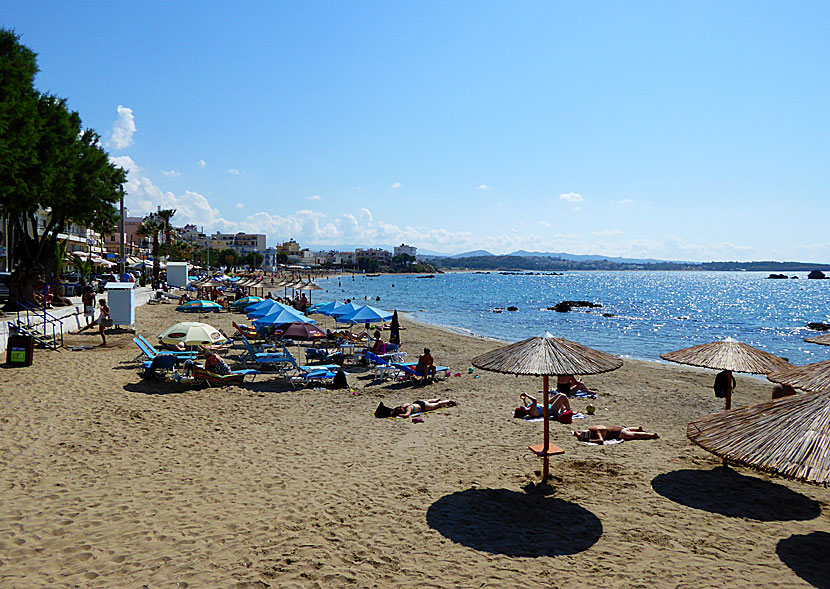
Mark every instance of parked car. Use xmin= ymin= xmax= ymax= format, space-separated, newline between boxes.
xmin=96 ymin=273 xmax=117 ymax=292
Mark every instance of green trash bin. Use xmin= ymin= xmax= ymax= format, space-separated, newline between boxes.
xmin=6 ymin=334 xmax=34 ymax=367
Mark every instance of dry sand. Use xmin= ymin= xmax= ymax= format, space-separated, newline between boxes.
xmin=1 ymin=300 xmax=829 ymax=588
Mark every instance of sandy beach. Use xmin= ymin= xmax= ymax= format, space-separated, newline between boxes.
xmin=1 ymin=300 xmax=829 ymax=588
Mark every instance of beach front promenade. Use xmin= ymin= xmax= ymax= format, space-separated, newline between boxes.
xmin=1 ymin=300 xmax=828 ymax=587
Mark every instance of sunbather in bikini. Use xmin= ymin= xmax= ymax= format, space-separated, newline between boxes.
xmin=374 ymin=398 xmax=457 ymax=418
xmin=514 ymin=392 xmax=570 ymax=418
xmin=573 ymin=425 xmax=659 ymax=444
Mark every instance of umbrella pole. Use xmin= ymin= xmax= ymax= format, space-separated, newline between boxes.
xmin=725 ymin=370 xmax=733 ymax=411
xmin=542 ymin=375 xmax=550 ymax=481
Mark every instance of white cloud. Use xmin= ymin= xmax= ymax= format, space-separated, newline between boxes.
xmin=308 ymin=195 xmax=322 ymax=201
xmin=477 ymin=184 xmax=490 ymax=190
xmin=539 ymin=221 xmax=553 ymax=227
xmin=197 ymin=160 xmax=206 ymax=168
xmin=106 ymin=105 xmax=136 ymax=150
xmin=162 ymin=170 xmax=181 ymax=177
xmin=592 ymin=229 xmax=622 ymax=237
xmin=614 ymin=199 xmax=634 ymax=206
xmin=236 ymin=202 xmax=244 ymax=209
xmin=559 ymin=192 xmax=583 ymax=203
xmin=227 ymin=169 xmax=241 ymax=175
xmin=390 ymin=181 xmax=402 ymax=189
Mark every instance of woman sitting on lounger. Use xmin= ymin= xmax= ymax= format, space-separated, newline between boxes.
xmin=572 ymin=425 xmax=659 ymax=445
xmin=514 ymin=392 xmax=571 ymax=419
xmin=201 ymin=346 xmax=231 ymax=376
xmin=556 ymin=375 xmax=592 ymax=395
xmin=374 ymin=398 xmax=457 ymax=418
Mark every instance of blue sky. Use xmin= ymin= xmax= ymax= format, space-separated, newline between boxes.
xmin=4 ymin=2 xmax=830 ymax=261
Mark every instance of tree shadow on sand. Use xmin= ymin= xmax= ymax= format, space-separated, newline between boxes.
xmin=426 ymin=488 xmax=602 ymax=557
xmin=777 ymin=531 xmax=830 ymax=589
xmin=651 ymin=466 xmax=821 ymax=521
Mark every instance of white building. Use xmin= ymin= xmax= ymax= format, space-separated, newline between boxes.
xmin=394 ymin=243 xmax=417 ymax=258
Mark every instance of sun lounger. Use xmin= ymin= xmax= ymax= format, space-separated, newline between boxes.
xmin=392 ymin=362 xmax=451 ymax=384
xmin=139 ymin=354 xmax=178 ymax=379
xmin=190 ymin=365 xmax=259 ymax=387
xmin=238 ymin=334 xmax=293 ymax=369
xmin=364 ymin=351 xmax=402 ymax=380
xmin=133 ymin=337 xmax=196 ymax=363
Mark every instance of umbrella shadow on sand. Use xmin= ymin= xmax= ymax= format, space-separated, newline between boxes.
xmin=777 ymin=531 xmax=830 ymax=589
xmin=426 ymin=488 xmax=602 ymax=557
xmin=651 ymin=467 xmax=821 ymax=521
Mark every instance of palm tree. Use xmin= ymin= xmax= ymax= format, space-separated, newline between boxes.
xmin=136 ymin=215 xmax=164 ymax=289
xmin=156 ymin=208 xmax=176 ymax=251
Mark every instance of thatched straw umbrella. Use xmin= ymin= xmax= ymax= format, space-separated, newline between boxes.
xmin=804 ymin=333 xmax=830 ymax=346
xmin=687 ymin=392 xmax=830 ymax=484
xmin=471 ymin=334 xmax=623 ymax=481
xmin=768 ymin=359 xmax=830 ymax=394
xmin=661 ymin=338 xmax=791 ymax=410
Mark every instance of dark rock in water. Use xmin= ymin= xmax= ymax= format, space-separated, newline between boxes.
xmin=808 ymin=270 xmax=827 ymax=279
xmin=602 ymin=313 xmax=615 ymax=317
xmin=491 ymin=307 xmax=505 ymax=313
xmin=553 ymin=300 xmax=602 ymax=313
xmin=790 ymin=276 xmax=799 ymax=279
xmin=507 ymin=306 xmax=519 ymax=312
xmin=767 ymin=274 xmax=788 ymax=279
xmin=808 ymin=322 xmax=830 ymax=331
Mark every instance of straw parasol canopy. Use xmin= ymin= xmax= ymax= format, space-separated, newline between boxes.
xmin=661 ymin=338 xmax=791 ymax=375
xmin=472 ymin=335 xmax=623 ymax=377
xmin=471 ymin=334 xmax=623 ymax=481
xmin=661 ymin=338 xmax=792 ymax=410
xmin=804 ymin=333 xmax=830 ymax=346
xmin=768 ymin=359 xmax=830 ymax=394
xmin=687 ymin=392 xmax=830 ymax=485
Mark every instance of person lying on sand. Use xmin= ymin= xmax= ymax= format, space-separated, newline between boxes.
xmin=514 ymin=392 xmax=570 ymax=419
xmin=573 ymin=425 xmax=659 ymax=445
xmin=374 ymin=398 xmax=457 ymax=418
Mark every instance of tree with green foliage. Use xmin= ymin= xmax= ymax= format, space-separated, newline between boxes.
xmin=0 ymin=30 xmax=126 ymax=307
xmin=243 ymin=251 xmax=264 ymax=269
xmin=136 ymin=214 xmax=165 ymax=288
xmin=357 ymin=257 xmax=380 ymax=273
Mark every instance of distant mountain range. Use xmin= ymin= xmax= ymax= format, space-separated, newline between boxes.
xmin=506 ymin=250 xmax=684 ymax=265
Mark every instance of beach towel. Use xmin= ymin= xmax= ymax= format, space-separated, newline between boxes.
xmin=524 ymin=412 xmax=585 ymax=423
xmin=578 ymin=439 xmax=624 ymax=445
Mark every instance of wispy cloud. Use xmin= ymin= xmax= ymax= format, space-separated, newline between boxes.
xmin=161 ymin=170 xmax=181 ymax=178
xmin=477 ymin=184 xmax=490 ymax=190
xmin=236 ymin=202 xmax=244 ymax=209
xmin=106 ymin=105 xmax=136 ymax=150
xmin=197 ymin=160 xmax=206 ymax=169
xmin=593 ymin=229 xmax=622 ymax=237
xmin=390 ymin=181 xmax=402 ymax=190
xmin=227 ymin=168 xmax=241 ymax=175
xmin=611 ymin=199 xmax=634 ymax=206
xmin=539 ymin=220 xmax=553 ymax=227
xmin=559 ymin=192 xmax=583 ymax=203
xmin=308 ymin=194 xmax=322 ymax=201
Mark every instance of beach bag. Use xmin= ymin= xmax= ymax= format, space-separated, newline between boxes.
xmin=557 ymin=410 xmax=574 ymax=424
xmin=331 ymin=369 xmax=348 ymax=389
xmin=374 ymin=402 xmax=392 ymax=418
xmin=100 ymin=317 xmax=114 ymax=328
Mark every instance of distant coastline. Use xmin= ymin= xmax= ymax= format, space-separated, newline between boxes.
xmin=428 ymin=254 xmax=830 ymax=273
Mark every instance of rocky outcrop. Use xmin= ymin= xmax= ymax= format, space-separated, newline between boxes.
xmin=767 ymin=274 xmax=788 ymax=279
xmin=551 ymin=300 xmax=602 ymax=313
xmin=808 ymin=322 xmax=830 ymax=332
xmin=808 ymin=270 xmax=827 ymax=279
xmin=507 ymin=306 xmax=519 ymax=312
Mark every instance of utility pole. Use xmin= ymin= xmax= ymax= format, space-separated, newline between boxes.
xmin=118 ymin=187 xmax=126 ymax=278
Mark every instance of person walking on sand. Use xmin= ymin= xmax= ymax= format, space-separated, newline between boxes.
xmin=98 ymin=299 xmax=111 ymax=346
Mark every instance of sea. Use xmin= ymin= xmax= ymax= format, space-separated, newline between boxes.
xmin=312 ymin=271 xmax=830 ymax=367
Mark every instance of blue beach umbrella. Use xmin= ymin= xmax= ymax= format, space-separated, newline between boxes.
xmin=247 ymin=300 xmax=302 ymax=319
xmin=252 ymin=307 xmax=316 ymax=328
xmin=176 ymin=300 xmax=222 ymax=313
xmin=329 ymin=302 xmax=362 ymax=319
xmin=311 ymin=300 xmax=345 ymax=316
xmin=336 ymin=305 xmax=394 ymax=325
xmin=230 ymin=295 xmax=263 ymax=309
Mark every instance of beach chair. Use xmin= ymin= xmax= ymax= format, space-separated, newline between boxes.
xmin=139 ymin=354 xmax=178 ymax=379
xmin=133 ymin=337 xmax=195 ymax=363
xmin=285 ymin=366 xmax=345 ymax=389
xmin=283 ymin=349 xmax=340 ymax=374
xmin=232 ymin=321 xmax=260 ymax=340
xmin=238 ymin=335 xmax=293 ymax=369
xmin=190 ymin=365 xmax=259 ymax=387
xmin=364 ymin=351 xmax=402 ymax=380
xmin=392 ymin=362 xmax=451 ymax=384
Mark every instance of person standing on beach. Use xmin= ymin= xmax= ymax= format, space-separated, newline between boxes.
xmin=98 ymin=299 xmax=111 ymax=346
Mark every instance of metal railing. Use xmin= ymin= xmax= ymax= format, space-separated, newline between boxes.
xmin=15 ymin=300 xmax=63 ymax=350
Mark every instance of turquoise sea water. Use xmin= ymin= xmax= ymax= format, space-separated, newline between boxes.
xmin=313 ymin=271 xmax=830 ymax=366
